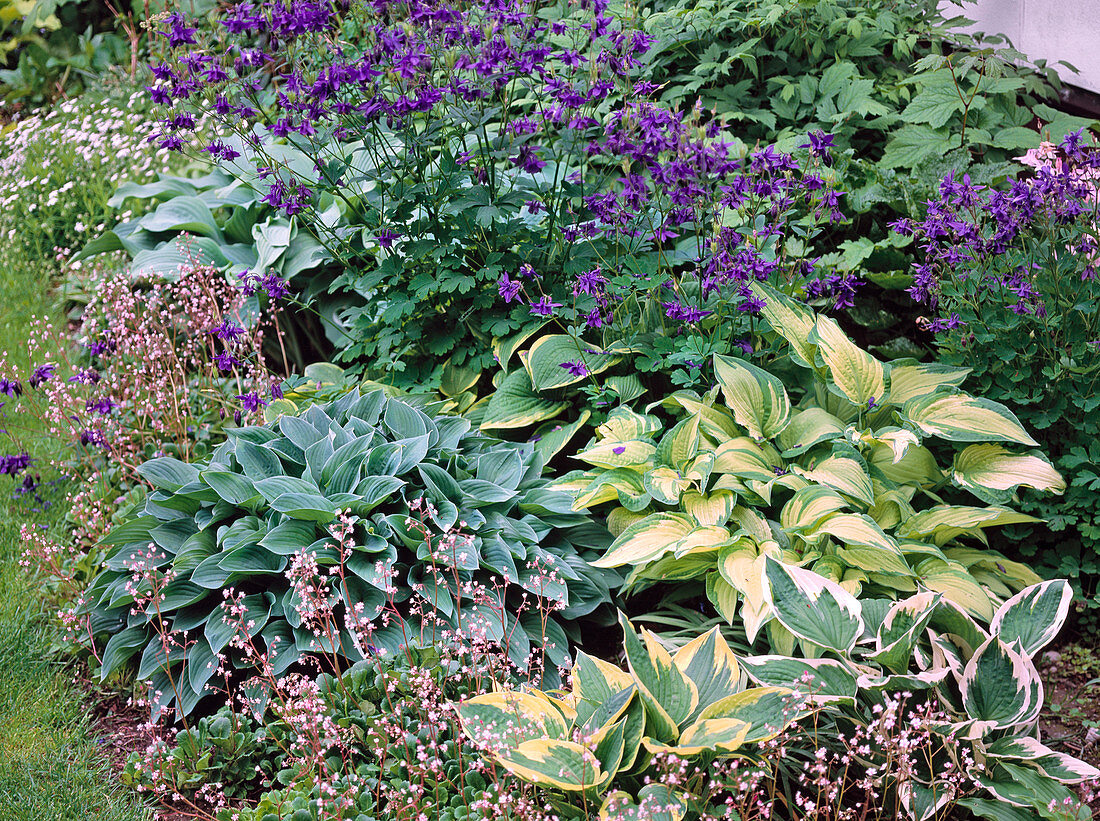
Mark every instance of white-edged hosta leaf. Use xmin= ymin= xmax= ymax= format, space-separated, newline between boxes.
xmin=903 ymin=392 xmax=1038 ymax=446
xmin=808 ymin=512 xmax=901 ymax=555
xmin=712 ymin=437 xmax=779 ymax=481
xmin=596 ymin=407 xmax=662 ymax=442
xmin=739 ymin=656 xmax=858 ymax=702
xmin=705 ymin=572 xmax=741 ymax=626
xmin=869 ymin=442 xmax=943 ymax=486
xmin=916 ymin=558 xmax=994 ymax=621
xmin=749 ymin=281 xmax=819 ymax=368
xmin=681 ymin=489 xmax=737 ymax=527
xmin=644 ymin=466 xmax=691 ymax=506
xmin=712 ymin=354 xmax=791 ymax=441
xmin=480 ymin=368 xmax=569 ymax=430
xmin=960 ymin=636 xmax=1042 ymax=728
xmin=808 ymin=314 xmax=885 ymax=407
xmin=990 ymin=580 xmax=1073 ymax=657
xmin=763 ymin=557 xmax=865 ymax=653
xmin=525 ymin=334 xmax=618 ymax=391
xmin=953 ymin=444 xmax=1065 ymax=496
xmin=887 ymin=362 xmax=971 ymax=405
xmin=986 ymin=737 xmax=1100 ymax=783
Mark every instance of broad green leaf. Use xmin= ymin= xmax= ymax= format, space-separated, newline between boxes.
xmin=880 ymin=124 xmax=955 ymax=169
xmin=903 ymin=392 xmax=1038 ymax=446
xmin=645 ymin=716 xmax=751 ymax=755
xmin=712 ymin=354 xmax=791 ymax=441
xmin=480 ymin=368 xmax=569 ymax=430
xmin=739 ymin=656 xmax=858 ymax=701
xmin=808 ymin=314 xmax=885 ymax=407
xmin=960 ymin=636 xmax=1042 ymax=728
xmin=953 ymin=445 xmax=1065 ymax=496
xmin=764 ymin=557 xmax=864 ymax=653
xmin=986 ymin=737 xmax=1100 ymax=783
xmin=599 ymin=784 xmax=686 ymax=821
xmin=138 ymin=457 xmax=200 ymax=491
xmin=457 ymin=691 xmax=570 ymax=747
xmin=525 ymin=335 xmax=618 ymax=391
xmin=532 ymin=411 xmax=592 ymax=463
xmin=990 ymin=580 xmax=1073 ymax=657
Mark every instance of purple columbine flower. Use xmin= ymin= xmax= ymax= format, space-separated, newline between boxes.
xmin=498 ymin=274 xmax=522 ymax=304
xmin=529 ymin=296 xmax=562 ymax=317
xmin=68 ymin=369 xmax=100 ymax=385
xmin=214 ymin=351 xmax=240 ymax=373
xmin=238 ymin=392 xmax=267 ymax=412
xmin=237 ymin=269 xmax=260 ymax=296
xmin=161 ymin=12 xmax=198 ymax=48
xmin=0 ymin=379 xmax=22 ymax=397
xmin=86 ymin=397 xmax=117 ymax=415
xmin=271 ymin=383 xmax=284 ymax=400
xmin=0 ymin=452 xmax=32 ymax=476
xmin=209 ymin=321 xmax=246 ymax=342
xmin=261 ymin=273 xmax=289 ymax=301
xmin=511 ymin=145 xmax=547 ymax=175
xmin=80 ymin=429 xmax=107 ymax=448
xmin=28 ymin=364 xmax=55 ymax=389
xmin=375 ymin=229 xmax=400 ymax=249
xmin=559 ymin=360 xmax=588 ymax=378
xmin=800 ymin=130 xmax=835 ymax=164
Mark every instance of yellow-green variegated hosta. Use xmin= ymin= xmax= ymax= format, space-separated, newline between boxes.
xmin=453 ymin=614 xmax=811 ymax=818
xmin=745 ymin=559 xmax=1097 ymax=820
xmin=554 ymin=284 xmax=1065 ymax=639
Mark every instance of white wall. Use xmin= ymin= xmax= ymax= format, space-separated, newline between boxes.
xmin=944 ymin=0 xmax=1100 ymax=94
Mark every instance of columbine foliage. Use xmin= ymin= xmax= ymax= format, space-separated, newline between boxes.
xmin=556 ymin=284 xmax=1064 ymax=638
xmin=81 ymin=389 xmax=616 ymax=719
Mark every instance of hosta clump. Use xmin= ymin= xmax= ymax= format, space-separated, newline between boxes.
xmin=558 ymin=283 xmax=1064 ymax=641
xmin=81 ymin=389 xmax=617 ymax=719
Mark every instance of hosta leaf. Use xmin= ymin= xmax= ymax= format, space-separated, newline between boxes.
xmin=480 ymin=368 xmax=569 ymax=430
xmin=990 ymin=580 xmax=1073 ymax=657
xmin=960 ymin=636 xmax=1042 ymax=728
xmin=780 ymin=485 xmax=848 ymax=532
xmin=777 ymin=408 xmax=845 ymax=457
xmin=952 ymin=445 xmax=1065 ymax=496
xmin=712 ymin=354 xmax=791 ymax=441
xmin=619 ymin=613 xmax=698 ymax=738
xmin=591 ymin=513 xmax=695 ymax=568
xmin=671 ymin=627 xmax=741 ymax=716
xmin=792 ymin=454 xmax=874 ymax=505
xmin=696 ymin=686 xmax=802 ymax=742
xmin=808 ymin=314 xmax=885 ymax=407
xmin=903 ymin=392 xmax=1038 ymax=446
xmin=887 ymin=362 xmax=971 ymax=405
xmin=898 ymin=505 xmax=1039 ymax=546
xmin=749 ymin=281 xmax=818 ymax=368
xmin=645 ymin=717 xmax=751 ymax=755
xmin=525 ymin=335 xmax=618 ymax=391
xmin=457 ymin=691 xmax=570 ymax=747
xmin=599 ymin=784 xmax=686 ymax=821
xmin=496 ymin=739 xmax=607 ymax=791
xmin=916 ymin=558 xmax=994 ymax=621
xmin=576 ymin=439 xmax=657 ymax=470
xmin=763 ymin=556 xmax=864 ymax=653
xmin=739 ymin=656 xmax=858 ymax=701
xmin=138 ymin=457 xmax=200 ymax=491
xmin=712 ymin=438 xmax=778 ymax=481
xmin=596 ymin=407 xmax=662 ymax=442
xmin=986 ymin=737 xmax=1100 ymax=783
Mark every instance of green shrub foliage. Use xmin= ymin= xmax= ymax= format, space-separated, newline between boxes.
xmin=82 ymin=389 xmax=618 ymax=719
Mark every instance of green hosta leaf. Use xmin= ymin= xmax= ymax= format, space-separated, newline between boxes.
xmin=887 ymin=362 xmax=971 ymax=405
xmin=201 ymin=471 xmax=258 ymax=506
xmin=712 ymin=354 xmax=791 ymax=441
xmin=670 ymin=627 xmax=741 ymax=716
xmin=808 ymin=314 xmax=886 ymax=407
xmin=990 ymin=580 xmax=1073 ymax=657
xmin=140 ymin=195 xmax=222 ymax=238
xmin=525 ymin=335 xmax=618 ymax=391
xmin=763 ymin=556 xmax=864 ymax=653
xmin=739 ymin=656 xmax=858 ymax=702
xmin=480 ymin=368 xmax=569 ymax=430
xmin=960 ymin=636 xmax=1042 ymax=727
xmin=138 ymin=458 xmax=200 ymax=492
xmin=953 ymin=445 xmax=1065 ymax=496
xmin=976 ymin=761 xmax=1088 ymax=816
xmin=532 ymin=411 xmax=592 ymax=463
xmin=903 ymin=392 xmax=1038 ymax=446
xmin=986 ymin=737 xmax=1100 ymax=783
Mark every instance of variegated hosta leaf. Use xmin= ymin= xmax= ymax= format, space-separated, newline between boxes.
xmin=682 ymin=489 xmax=737 ymax=527
xmin=591 ymin=512 xmax=696 ymax=568
xmin=655 ymin=415 xmax=702 ymax=472
xmin=717 ymin=545 xmax=771 ymax=642
xmin=712 ymin=437 xmax=780 ymax=481
xmin=897 ymin=505 xmax=1040 ymax=547
xmin=599 ymin=783 xmax=687 ymax=821
xmin=712 ymin=354 xmax=791 ymax=441
xmin=916 ymin=558 xmax=994 ymax=621
xmin=899 ymin=778 xmax=956 ymax=821
xmin=572 ymin=468 xmax=646 ymax=510
xmin=975 ymin=761 xmax=1087 ymax=815
xmin=456 ymin=691 xmax=571 ymax=751
xmin=671 ymin=626 xmax=741 ymax=718
xmin=706 ymin=572 xmax=741 ymax=627
xmin=868 ymin=592 xmax=940 ymax=673
xmin=959 ymin=636 xmax=1043 ymax=729
xmin=644 ymin=466 xmax=692 ymax=506
xmin=808 ymin=313 xmax=886 ymax=408
xmin=524 ymin=334 xmax=619 ymax=391
xmin=776 ymin=407 xmax=846 ymax=457
xmin=986 ymin=737 xmax=1100 ymax=783
xmin=749 ymin=280 xmax=819 ymax=369
xmin=496 ymin=738 xmax=607 ymax=791
xmin=990 ymin=580 xmax=1073 ymax=657
xmin=576 ymin=439 xmax=657 ymax=470
xmin=869 ymin=442 xmax=943 ymax=486
xmin=780 ymin=485 xmax=848 ymax=532
xmin=886 ymin=361 xmax=971 ymax=405
xmin=606 ymin=506 xmax=650 ymax=538
xmin=644 ymin=717 xmax=752 ymax=756
xmin=763 ymin=556 xmax=865 ymax=653
xmin=952 ymin=444 xmax=1066 ymax=496
xmin=572 ymin=651 xmax=634 ymax=708
xmin=902 ymin=391 xmax=1039 ymax=446
xmin=739 ymin=656 xmax=858 ymax=702
xmin=597 ymin=406 xmax=662 ymax=442
xmin=619 ymin=614 xmax=699 ymax=740
xmin=860 ymin=427 xmax=920 ymax=462
xmin=696 ymin=686 xmax=804 ymax=742
xmin=663 ymin=392 xmax=740 ymax=440
xmin=791 ymin=454 xmax=875 ymax=506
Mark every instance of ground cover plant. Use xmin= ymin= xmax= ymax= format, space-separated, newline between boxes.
xmin=2 ymin=0 xmax=1100 ymax=819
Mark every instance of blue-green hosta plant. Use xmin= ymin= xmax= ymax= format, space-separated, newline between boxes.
xmin=746 ymin=558 xmax=1098 ymax=820
xmin=556 ymin=283 xmax=1065 ymax=642
xmin=80 ymin=389 xmax=618 ymax=719
xmin=454 ymin=613 xmax=810 ymax=820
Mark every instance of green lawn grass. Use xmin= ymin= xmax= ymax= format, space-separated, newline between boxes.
xmin=0 ymin=242 xmax=149 ymax=820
